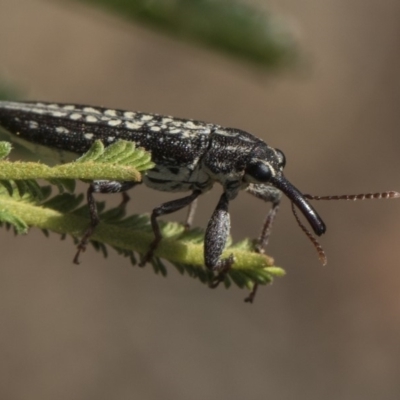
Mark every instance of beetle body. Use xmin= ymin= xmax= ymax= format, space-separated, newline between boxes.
xmin=0 ymin=100 xmax=325 ymax=271
xmin=0 ymin=102 xmax=279 ymax=196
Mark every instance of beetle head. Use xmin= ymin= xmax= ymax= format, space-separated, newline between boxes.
xmin=244 ymin=145 xmax=326 ymax=236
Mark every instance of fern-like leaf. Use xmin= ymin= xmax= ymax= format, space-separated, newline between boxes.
xmin=0 ymin=139 xmax=285 ymax=298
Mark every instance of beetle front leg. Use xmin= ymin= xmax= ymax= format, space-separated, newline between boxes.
xmin=246 ymin=184 xmax=282 ymax=253
xmin=74 ymin=180 xmax=138 ymax=264
xmin=255 ymin=201 xmax=280 ymax=253
xmin=244 ymin=184 xmax=282 ymax=302
xmin=204 ymin=192 xmax=234 ymax=287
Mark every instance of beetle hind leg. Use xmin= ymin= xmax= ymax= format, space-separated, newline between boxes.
xmin=74 ymin=180 xmax=138 ymax=264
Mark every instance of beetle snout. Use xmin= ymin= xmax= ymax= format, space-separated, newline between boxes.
xmin=270 ymin=175 xmax=326 ymax=236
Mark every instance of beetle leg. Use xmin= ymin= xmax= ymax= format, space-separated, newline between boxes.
xmin=184 ymin=197 xmax=198 ymax=229
xmin=204 ymin=192 xmax=235 ymax=288
xmin=256 ymin=202 xmax=280 ymax=253
xmin=140 ymin=190 xmax=202 ymax=266
xmin=243 ymin=184 xmax=282 ymax=302
xmin=246 ymin=184 xmax=282 ymax=253
xmin=119 ymin=191 xmax=131 ymax=208
xmin=74 ymin=180 xmax=139 ymax=264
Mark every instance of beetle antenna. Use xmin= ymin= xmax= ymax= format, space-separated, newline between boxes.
xmin=291 ymin=202 xmax=327 ymax=266
xmin=304 ymin=191 xmax=400 ymax=201
xmin=295 ymin=191 xmax=400 ymax=265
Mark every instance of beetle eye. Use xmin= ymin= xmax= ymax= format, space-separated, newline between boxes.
xmin=275 ymin=149 xmax=286 ymax=169
xmin=245 ymin=161 xmax=272 ymax=183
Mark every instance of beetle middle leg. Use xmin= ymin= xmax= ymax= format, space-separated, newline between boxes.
xmin=184 ymin=197 xmax=198 ymax=229
xmin=204 ymin=192 xmax=236 ymax=288
xmin=140 ymin=190 xmax=202 ymax=266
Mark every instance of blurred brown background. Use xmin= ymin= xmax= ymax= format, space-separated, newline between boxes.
xmin=1 ymin=0 xmax=400 ymax=399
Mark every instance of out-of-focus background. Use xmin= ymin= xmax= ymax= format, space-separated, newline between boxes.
xmin=1 ymin=0 xmax=400 ymax=399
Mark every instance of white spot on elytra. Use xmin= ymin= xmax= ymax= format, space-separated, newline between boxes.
xmin=31 ymin=108 xmax=45 ymax=115
xmin=63 ymin=105 xmax=75 ymax=110
xmin=86 ymin=115 xmax=98 ymax=123
xmin=125 ymin=121 xmax=142 ymax=130
xmin=83 ymin=107 xmax=101 ymax=114
xmin=107 ymin=136 xmax=115 ymax=142
xmin=124 ymin=111 xmax=136 ymax=119
xmin=162 ymin=117 xmax=173 ymax=124
xmin=180 ymin=130 xmax=193 ymax=138
xmin=29 ymin=120 xmax=39 ymax=129
xmin=108 ymin=119 xmax=122 ymax=127
xmin=104 ymin=109 xmax=117 ymax=117
xmin=184 ymin=121 xmax=199 ymax=129
xmin=169 ymin=129 xmax=181 ymax=134
xmin=51 ymin=111 xmax=67 ymax=117
xmin=56 ymin=126 xmax=69 ymax=134
xmin=171 ymin=121 xmax=183 ymax=127
xmin=150 ymin=126 xmax=161 ymax=132
xmin=70 ymin=113 xmax=82 ymax=120
xmin=84 ymin=133 xmax=94 ymax=140
xmin=141 ymin=115 xmax=153 ymax=121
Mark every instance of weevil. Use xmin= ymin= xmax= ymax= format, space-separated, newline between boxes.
xmin=0 ymin=101 xmax=397 ymax=291
xmin=0 ymin=100 xmax=326 ymax=266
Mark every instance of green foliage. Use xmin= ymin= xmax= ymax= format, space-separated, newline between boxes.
xmin=75 ymin=0 xmax=298 ymax=68
xmin=0 ymin=140 xmax=153 ymax=181
xmin=0 ymin=141 xmax=12 ymax=159
xmin=0 ymin=139 xmax=284 ymax=296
